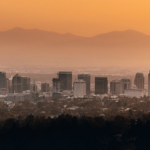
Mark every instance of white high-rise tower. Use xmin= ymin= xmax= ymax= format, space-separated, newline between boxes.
xmin=73 ymin=80 xmax=86 ymax=97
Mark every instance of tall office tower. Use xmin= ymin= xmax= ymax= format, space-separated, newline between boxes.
xmin=95 ymin=77 xmax=108 ymax=94
xmin=30 ymin=84 xmax=37 ymax=92
xmin=22 ymin=77 xmax=30 ymax=91
xmin=0 ymin=72 xmax=6 ymax=89
xmin=41 ymin=83 xmax=49 ymax=92
xmin=7 ymin=77 xmax=13 ymax=93
xmin=134 ymin=73 xmax=144 ymax=89
xmin=110 ymin=80 xmax=122 ymax=95
xmin=148 ymin=71 xmax=150 ymax=96
xmin=73 ymin=80 xmax=86 ymax=97
xmin=30 ymin=79 xmax=37 ymax=92
xmin=6 ymin=78 xmax=9 ymax=89
xmin=121 ymin=78 xmax=131 ymax=94
xmin=78 ymin=74 xmax=90 ymax=95
xmin=6 ymin=78 xmax=11 ymax=92
xmin=12 ymin=74 xmax=23 ymax=93
xmin=53 ymin=78 xmax=60 ymax=93
xmin=58 ymin=72 xmax=72 ymax=91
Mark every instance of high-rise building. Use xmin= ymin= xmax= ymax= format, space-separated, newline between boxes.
xmin=58 ymin=72 xmax=72 ymax=91
xmin=6 ymin=78 xmax=11 ymax=92
xmin=78 ymin=74 xmax=90 ymax=95
xmin=110 ymin=80 xmax=122 ymax=95
xmin=30 ymin=79 xmax=37 ymax=92
xmin=12 ymin=74 xmax=23 ymax=93
xmin=41 ymin=83 xmax=49 ymax=92
xmin=0 ymin=72 xmax=6 ymax=89
xmin=73 ymin=80 xmax=86 ymax=97
xmin=52 ymin=78 xmax=60 ymax=93
xmin=22 ymin=77 xmax=30 ymax=91
xmin=134 ymin=73 xmax=144 ymax=89
xmin=7 ymin=77 xmax=13 ymax=93
xmin=121 ymin=78 xmax=131 ymax=93
xmin=148 ymin=71 xmax=150 ymax=96
xmin=95 ymin=77 xmax=108 ymax=94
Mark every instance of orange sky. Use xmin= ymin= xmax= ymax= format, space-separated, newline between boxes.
xmin=1 ymin=0 xmax=150 ymax=36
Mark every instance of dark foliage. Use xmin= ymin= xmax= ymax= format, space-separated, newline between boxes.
xmin=0 ymin=114 xmax=149 ymax=150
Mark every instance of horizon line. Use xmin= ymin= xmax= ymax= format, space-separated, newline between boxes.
xmin=0 ymin=27 xmax=148 ymax=38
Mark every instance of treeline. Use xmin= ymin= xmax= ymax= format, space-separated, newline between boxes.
xmin=0 ymin=114 xmax=150 ymax=150
xmin=2 ymin=97 xmax=150 ymax=120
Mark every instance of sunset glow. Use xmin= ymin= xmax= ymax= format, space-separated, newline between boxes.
xmin=1 ymin=0 xmax=150 ymax=36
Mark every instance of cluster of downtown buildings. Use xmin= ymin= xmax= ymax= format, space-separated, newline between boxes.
xmin=53 ymin=72 xmax=147 ymax=99
xmin=0 ymin=71 xmax=149 ymax=102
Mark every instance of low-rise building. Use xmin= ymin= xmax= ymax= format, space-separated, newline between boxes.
xmin=6 ymin=92 xmax=33 ymax=102
xmin=0 ymin=95 xmax=6 ymax=102
xmin=0 ymin=88 xmax=9 ymax=95
xmin=124 ymin=85 xmax=145 ymax=98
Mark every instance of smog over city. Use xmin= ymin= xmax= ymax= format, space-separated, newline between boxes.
xmin=1 ymin=0 xmax=150 ymax=150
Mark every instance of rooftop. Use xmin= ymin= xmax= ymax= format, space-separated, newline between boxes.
xmin=74 ymin=80 xmax=86 ymax=83
xmin=13 ymin=73 xmax=22 ymax=78
xmin=58 ymin=71 xmax=72 ymax=74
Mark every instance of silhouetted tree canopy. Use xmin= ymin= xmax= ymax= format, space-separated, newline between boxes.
xmin=0 ymin=114 xmax=149 ymax=150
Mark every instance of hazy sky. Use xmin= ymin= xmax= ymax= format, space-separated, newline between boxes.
xmin=1 ymin=0 xmax=150 ymax=36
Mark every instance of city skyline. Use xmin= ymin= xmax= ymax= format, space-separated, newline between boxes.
xmin=1 ymin=1 xmax=150 ymax=149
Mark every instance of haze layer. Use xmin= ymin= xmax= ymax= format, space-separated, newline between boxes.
xmin=0 ymin=28 xmax=150 ymax=68
xmin=1 ymin=0 xmax=150 ymax=36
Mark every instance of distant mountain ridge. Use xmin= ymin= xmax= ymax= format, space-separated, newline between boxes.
xmin=0 ymin=27 xmax=150 ymax=47
xmin=0 ymin=27 xmax=150 ymax=68
xmin=1 ymin=27 xmax=149 ymax=37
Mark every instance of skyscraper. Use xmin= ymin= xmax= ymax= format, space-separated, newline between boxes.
xmin=95 ymin=77 xmax=108 ymax=94
xmin=52 ymin=78 xmax=60 ymax=93
xmin=22 ymin=77 xmax=30 ymax=91
xmin=12 ymin=74 xmax=23 ymax=93
xmin=58 ymin=72 xmax=72 ymax=91
xmin=0 ymin=72 xmax=6 ymax=89
xmin=148 ymin=71 xmax=150 ymax=96
xmin=78 ymin=74 xmax=90 ymax=95
xmin=30 ymin=79 xmax=37 ymax=92
xmin=41 ymin=83 xmax=49 ymax=92
xmin=73 ymin=80 xmax=86 ymax=97
xmin=121 ymin=78 xmax=131 ymax=94
xmin=134 ymin=73 xmax=144 ymax=89
xmin=110 ymin=80 xmax=122 ymax=95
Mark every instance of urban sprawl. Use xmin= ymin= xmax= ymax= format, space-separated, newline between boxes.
xmin=0 ymin=71 xmax=149 ymax=119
